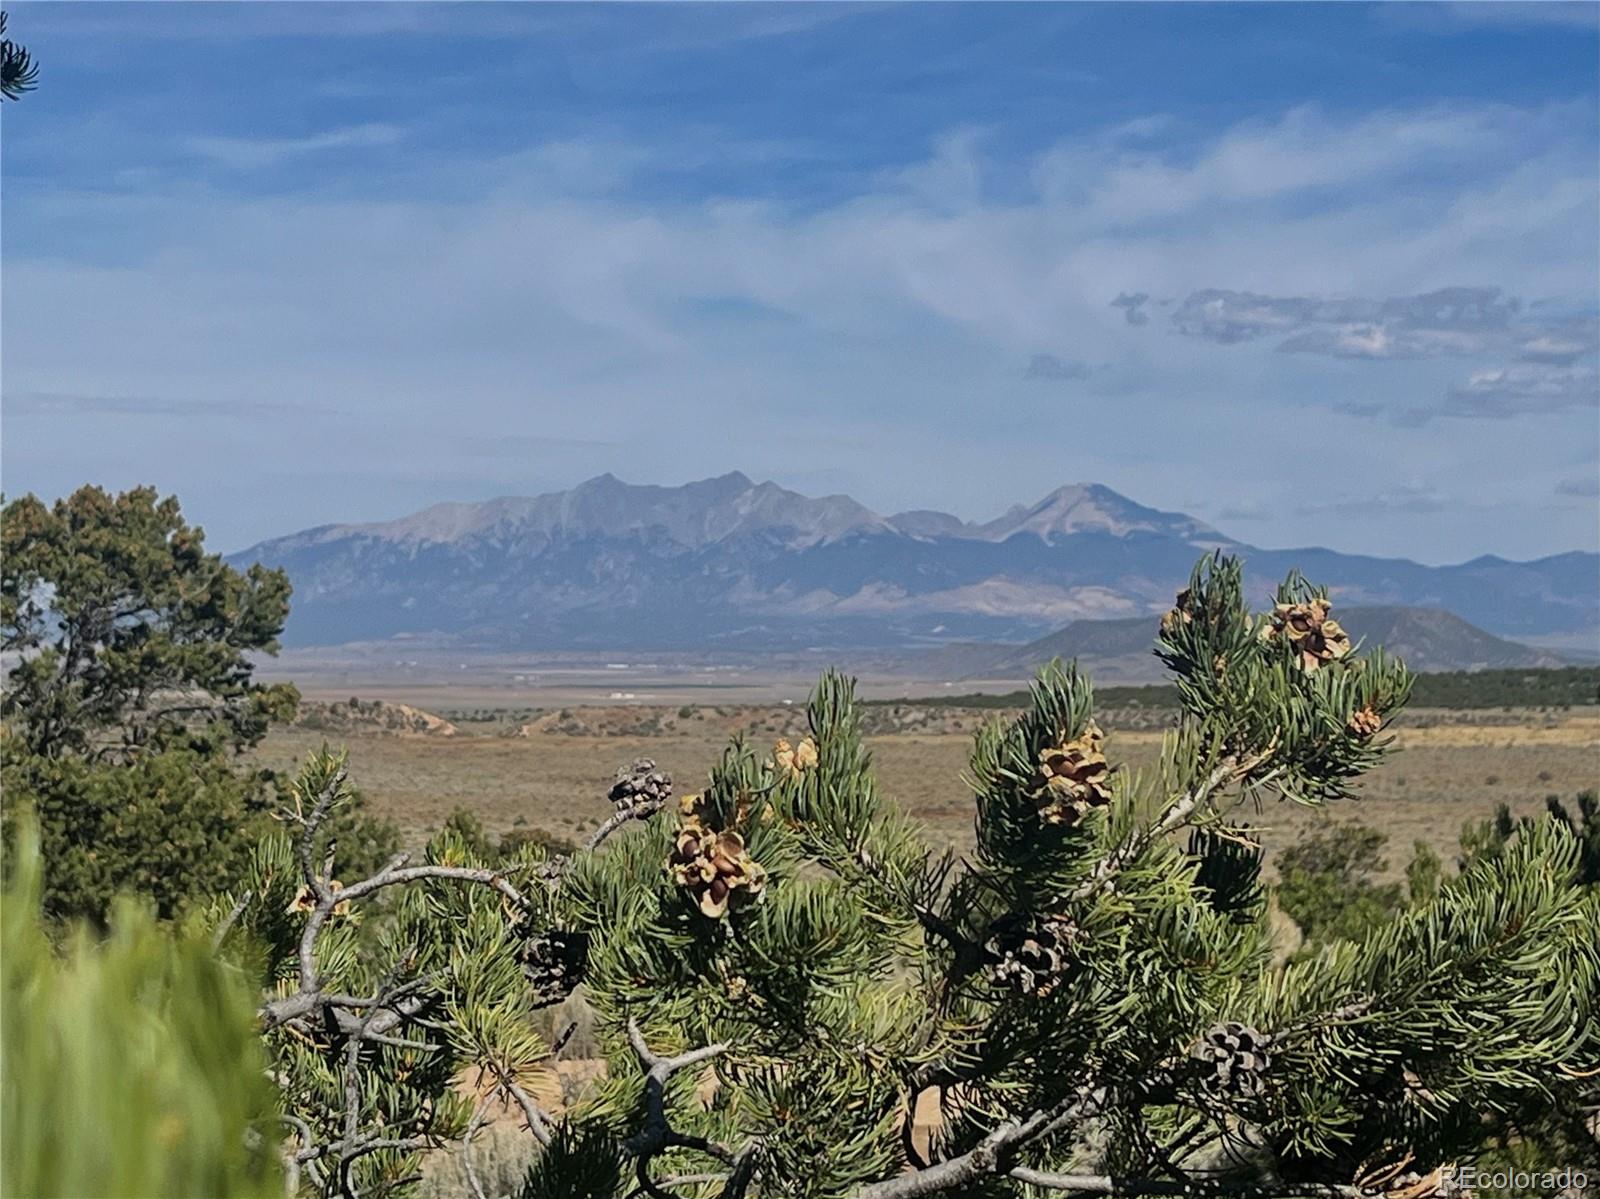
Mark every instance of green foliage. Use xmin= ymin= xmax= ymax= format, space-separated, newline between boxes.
xmin=9 ymin=547 xmax=1588 ymax=1198
xmin=0 ymin=485 xmax=319 ymax=923
xmin=497 ymin=824 xmax=578 ymax=857
xmin=1255 ymin=816 xmax=1597 ymax=1176
xmin=439 ymin=806 xmax=578 ymax=863
xmin=1461 ymin=789 xmax=1600 ymax=885
xmin=519 ymin=1122 xmax=625 ymax=1199
xmin=1404 ymin=838 xmax=1445 ymax=906
xmin=1 ymin=816 xmax=280 ymax=1199
xmin=319 ymin=781 xmax=407 ymax=884
xmin=1266 ymin=800 xmax=1600 ymax=1181
xmin=524 ymin=556 xmax=1560 ymax=1195
xmin=440 ymin=805 xmax=498 ymax=860
xmin=1 ymin=485 xmax=296 ymax=761
xmin=1404 ymin=665 xmax=1600 ymax=710
xmin=1439 ymin=794 xmax=1600 ymax=1187
xmin=214 ymin=750 xmax=564 ymax=1197
xmin=481 ymin=557 xmax=1586 ymax=1194
xmin=1 ymin=745 xmax=276 ymax=922
xmin=893 ymin=664 xmax=1600 ymax=711
xmin=1275 ymin=820 xmax=1406 ymax=947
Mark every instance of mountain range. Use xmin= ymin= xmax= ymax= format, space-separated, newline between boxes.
xmin=230 ymin=472 xmax=1598 ymax=653
xmin=912 ymin=605 xmax=1573 ymax=684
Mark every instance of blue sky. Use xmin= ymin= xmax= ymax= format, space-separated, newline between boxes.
xmin=3 ymin=1 xmax=1597 ymax=562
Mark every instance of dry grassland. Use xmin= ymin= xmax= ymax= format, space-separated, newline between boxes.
xmin=253 ymin=704 xmax=1598 ymax=879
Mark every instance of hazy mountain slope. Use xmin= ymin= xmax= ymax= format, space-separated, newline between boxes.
xmin=975 ymin=484 xmax=1230 ymax=543
xmin=229 ymin=473 xmax=1599 ymax=650
xmin=946 ymin=605 xmax=1571 ymax=683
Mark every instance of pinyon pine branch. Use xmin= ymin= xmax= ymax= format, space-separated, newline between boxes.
xmin=204 ymin=555 xmax=1594 ymax=1199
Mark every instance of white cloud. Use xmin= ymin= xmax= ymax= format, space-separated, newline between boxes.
xmin=183 ymin=123 xmax=405 ymax=170
xmin=6 ymin=99 xmax=1597 ymax=561
xmin=1380 ymin=2 xmax=1600 ymax=32
xmin=1033 ymin=104 xmax=1569 ymax=230
xmin=1446 ymin=365 xmax=1599 ymax=418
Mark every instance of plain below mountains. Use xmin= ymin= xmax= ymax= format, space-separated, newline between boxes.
xmin=230 ymin=471 xmax=1598 ymax=655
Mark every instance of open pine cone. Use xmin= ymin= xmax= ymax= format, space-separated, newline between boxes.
xmin=286 ymin=880 xmax=351 ymax=917
xmin=1160 ymin=586 xmax=1195 ymax=636
xmin=1347 ymin=704 xmax=1383 ymax=738
xmin=1031 ymin=724 xmax=1114 ymax=826
xmin=667 ymin=796 xmax=768 ymax=919
xmin=773 ymin=736 xmax=819 ymax=777
xmin=1260 ymin=598 xmax=1351 ymax=671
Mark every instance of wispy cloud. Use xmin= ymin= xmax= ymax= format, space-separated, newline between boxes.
xmin=183 ymin=123 xmax=405 ymax=170
xmin=1296 ymin=483 xmax=1451 ymax=519
xmin=4 ymin=391 xmax=303 ymax=418
xmin=1166 ymin=286 xmax=1593 ymax=362
xmin=1380 ymin=2 xmax=1600 ymax=32
xmin=1023 ymin=354 xmax=1093 ymax=381
xmin=1445 ymin=365 xmax=1599 ymax=418
xmin=7 ymin=93 xmax=1596 ymax=559
xmin=1556 ymin=476 xmax=1600 ymax=498
xmin=1150 ymin=285 xmax=1598 ymax=423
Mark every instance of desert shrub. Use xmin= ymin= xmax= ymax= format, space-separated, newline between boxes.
xmin=435 ymin=808 xmax=579 ymax=863
xmin=0 ymin=746 xmax=275 ymax=922
xmin=440 ymin=805 xmax=499 ymax=860
xmin=1274 ymin=819 xmax=1408 ymax=946
xmin=498 ymin=825 xmax=579 ymax=857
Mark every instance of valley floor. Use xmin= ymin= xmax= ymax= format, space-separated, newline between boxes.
xmin=251 ymin=702 xmax=1599 ymax=879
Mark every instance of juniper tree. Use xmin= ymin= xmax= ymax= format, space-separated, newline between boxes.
xmin=0 ymin=487 xmax=300 ymax=919
xmin=0 ymin=486 xmax=406 ymax=922
xmin=1 ymin=486 xmax=296 ymax=762
xmin=216 ymin=554 xmax=1597 ymax=1198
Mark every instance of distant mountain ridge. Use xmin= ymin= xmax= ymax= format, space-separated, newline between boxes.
xmin=915 ymin=605 xmax=1573 ymax=684
xmin=280 ymin=474 xmax=1216 ymax=551
xmin=230 ymin=473 xmax=1599 ymax=651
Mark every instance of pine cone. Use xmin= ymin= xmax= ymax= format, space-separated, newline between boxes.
xmin=666 ymin=819 xmax=768 ymax=919
xmin=516 ymin=928 xmax=587 ymax=999
xmin=1347 ymin=705 xmax=1383 ymax=738
xmin=1160 ymin=587 xmax=1195 ymax=635
xmin=984 ymin=914 xmax=1081 ymax=996
xmin=1260 ymin=598 xmax=1351 ymax=672
xmin=1193 ymin=1021 xmax=1273 ymax=1098
xmin=609 ymin=759 xmax=672 ymax=815
xmin=1031 ymin=724 xmax=1114 ymax=826
xmin=773 ymin=737 xmax=819 ymax=777
xmin=286 ymin=880 xmax=351 ymax=917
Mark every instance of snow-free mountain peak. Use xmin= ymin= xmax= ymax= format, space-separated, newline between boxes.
xmin=228 ymin=472 xmax=1597 ymax=649
xmin=975 ymin=483 xmax=1225 ymax=542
